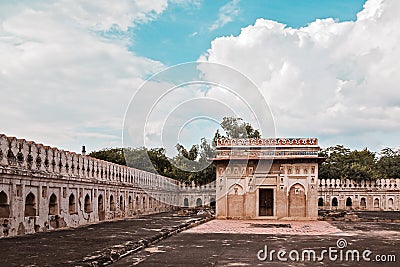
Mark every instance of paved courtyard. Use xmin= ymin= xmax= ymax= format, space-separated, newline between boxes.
xmin=0 ymin=212 xmax=209 ymax=266
xmin=0 ymin=212 xmax=399 ymax=266
xmin=116 ymin=219 xmax=400 ymax=266
xmin=185 ymin=219 xmax=341 ymax=235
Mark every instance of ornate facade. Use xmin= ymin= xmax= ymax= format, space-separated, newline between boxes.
xmin=212 ymin=138 xmax=324 ymax=219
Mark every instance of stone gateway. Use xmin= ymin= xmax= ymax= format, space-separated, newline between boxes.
xmin=212 ymin=138 xmax=324 ymax=220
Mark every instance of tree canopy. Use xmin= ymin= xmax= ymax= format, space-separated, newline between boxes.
xmin=218 ymin=117 xmax=260 ymax=139
xmin=319 ymin=145 xmax=400 ymax=181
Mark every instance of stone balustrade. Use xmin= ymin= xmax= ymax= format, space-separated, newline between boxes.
xmin=0 ymin=134 xmax=179 ymax=190
xmin=318 ymin=178 xmax=400 ymax=211
xmin=318 ymin=178 xmax=400 ymax=190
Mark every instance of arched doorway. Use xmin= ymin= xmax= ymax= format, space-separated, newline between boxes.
xmin=196 ymin=198 xmax=202 ymax=207
xmin=142 ymin=196 xmax=146 ymax=210
xmin=374 ymin=198 xmax=380 ymax=208
xmin=183 ymin=198 xmax=189 ymax=207
xmin=332 ymin=197 xmax=338 ymax=208
xmin=346 ymin=197 xmax=352 ymax=208
xmin=0 ymin=191 xmax=10 ymax=218
xmin=49 ymin=193 xmax=58 ymax=215
xmin=128 ymin=195 xmax=133 ymax=210
xmin=68 ymin=194 xmax=76 ymax=214
xmin=388 ymin=198 xmax=394 ymax=210
xmin=360 ymin=197 xmax=366 ymax=209
xmin=318 ymin=197 xmax=324 ymax=207
xmin=210 ymin=198 xmax=216 ymax=209
xmin=120 ymin=195 xmax=124 ymax=211
xmin=289 ymin=184 xmax=306 ymax=217
xmin=84 ymin=194 xmax=91 ymax=213
xmin=25 ymin=192 xmax=36 ymax=217
xmin=98 ymin=194 xmax=105 ymax=220
xmin=110 ymin=195 xmax=116 ymax=211
xmin=135 ymin=196 xmax=140 ymax=210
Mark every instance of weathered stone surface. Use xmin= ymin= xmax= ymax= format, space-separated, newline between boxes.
xmin=318 ymin=178 xmax=400 ymax=211
xmin=115 ymin=218 xmax=400 ymax=266
xmin=0 ymin=133 xmax=215 ymax=238
xmin=212 ymin=138 xmax=322 ymax=219
xmin=0 ymin=211 xmax=212 ymax=266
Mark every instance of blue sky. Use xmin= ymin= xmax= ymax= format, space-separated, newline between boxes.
xmin=2 ymin=0 xmax=400 ymax=154
xmin=130 ymin=0 xmax=366 ymax=65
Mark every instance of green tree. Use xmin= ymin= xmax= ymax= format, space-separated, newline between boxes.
xmin=219 ymin=117 xmax=260 ymax=138
xmin=319 ymin=145 xmax=378 ymax=181
xmin=90 ymin=147 xmax=173 ymax=176
xmin=318 ymin=145 xmax=351 ymax=180
xmin=376 ymin=148 xmax=400 ymax=179
xmin=88 ymin=148 xmax=126 ymax=165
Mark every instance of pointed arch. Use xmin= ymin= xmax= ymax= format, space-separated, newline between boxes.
xmin=374 ymin=198 xmax=380 ymax=208
xmin=360 ymin=197 xmax=366 ymax=209
xmin=332 ymin=197 xmax=338 ymax=207
xmin=128 ymin=195 xmax=133 ymax=210
xmin=98 ymin=194 xmax=105 ymax=220
xmin=0 ymin=191 xmax=10 ymax=218
xmin=196 ymin=198 xmax=202 ymax=207
xmin=228 ymin=183 xmax=244 ymax=195
xmin=110 ymin=195 xmax=116 ymax=211
xmin=288 ymin=183 xmax=306 ymax=217
xmin=68 ymin=193 xmax=76 ymax=214
xmin=120 ymin=195 xmax=124 ymax=211
xmin=210 ymin=198 xmax=216 ymax=209
xmin=346 ymin=197 xmax=352 ymax=207
xmin=318 ymin=197 xmax=324 ymax=207
xmin=25 ymin=192 xmax=36 ymax=217
xmin=388 ymin=198 xmax=394 ymax=209
xmin=135 ymin=195 xmax=140 ymax=210
xmin=84 ymin=194 xmax=91 ymax=213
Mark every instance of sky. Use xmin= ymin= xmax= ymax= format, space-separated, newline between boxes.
xmin=1 ymin=0 xmax=400 ymax=155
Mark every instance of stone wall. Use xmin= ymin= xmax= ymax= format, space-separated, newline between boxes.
xmin=0 ymin=134 xmax=182 ymax=238
xmin=318 ymin=178 xmax=400 ymax=211
xmin=178 ymin=181 xmax=216 ymax=208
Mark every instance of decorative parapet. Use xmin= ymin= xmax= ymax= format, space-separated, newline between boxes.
xmin=318 ymin=178 xmax=400 ymax=191
xmin=217 ymin=138 xmax=318 ymax=147
xmin=0 ymin=133 xmax=178 ymax=190
xmin=213 ymin=138 xmax=321 ymax=160
xmin=178 ymin=181 xmax=216 ymax=192
xmin=215 ymin=149 xmax=319 ymax=159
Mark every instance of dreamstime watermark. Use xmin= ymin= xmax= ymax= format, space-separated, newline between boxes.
xmin=122 ymin=62 xmax=276 ymax=206
xmin=257 ymin=238 xmax=396 ymax=263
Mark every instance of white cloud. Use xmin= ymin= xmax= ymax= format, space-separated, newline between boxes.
xmin=171 ymin=0 xmax=202 ymax=9
xmin=209 ymin=0 xmax=240 ymax=31
xmin=201 ymin=0 xmax=400 ymax=151
xmin=0 ymin=0 xmax=170 ymax=152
